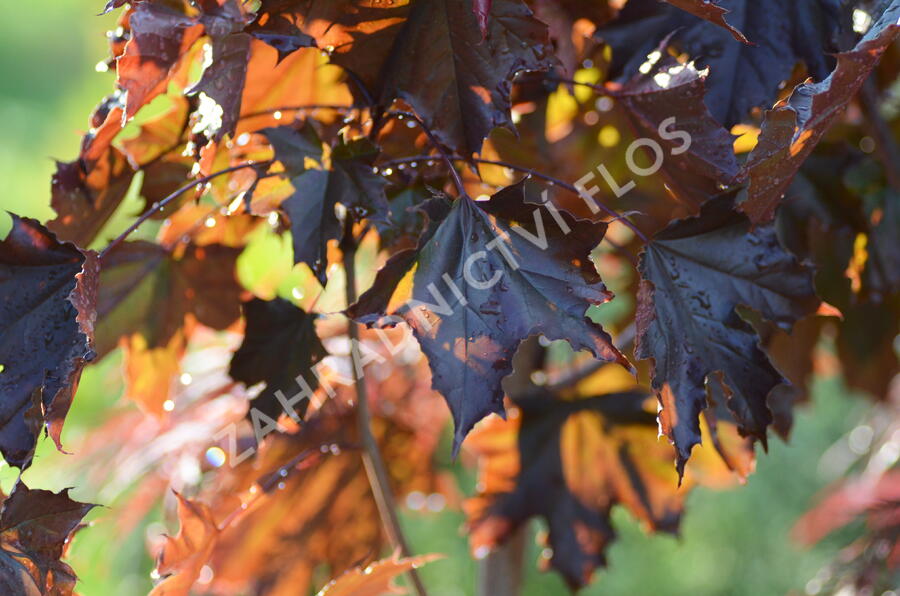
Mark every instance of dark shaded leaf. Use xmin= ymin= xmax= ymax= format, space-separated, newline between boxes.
xmin=758 ymin=315 xmax=825 ymax=438
xmin=261 ymin=124 xmax=325 ymax=176
xmin=864 ymin=190 xmax=900 ymax=299
xmin=617 ymin=58 xmax=738 ymax=209
xmin=775 ymin=163 xmax=899 ymax=399
xmin=0 ymin=217 xmax=98 ymax=469
xmin=281 ymin=0 xmax=410 ymax=100
xmin=266 ymin=126 xmax=388 ymax=284
xmin=837 ymin=301 xmax=899 ymax=399
xmin=247 ymin=8 xmax=317 ymax=62
xmin=378 ymin=0 xmax=555 ymax=155
xmin=229 ymin=298 xmax=326 ymax=422
xmin=376 ymin=186 xmax=430 ymax=251
xmin=288 ymin=0 xmax=554 ymax=155
xmin=330 ymin=139 xmax=391 ymax=218
xmin=634 ymin=194 xmax=820 ymax=472
xmin=183 ymin=1 xmax=266 ymax=141
xmin=0 ymin=482 xmax=96 ymax=596
xmin=598 ymin=0 xmax=843 ymax=126
xmin=280 ymin=171 xmax=342 ymax=284
xmin=350 ymin=181 xmax=629 ymax=452
xmin=137 ymin=159 xmax=194 ymax=218
xmin=739 ymin=2 xmax=900 ymax=224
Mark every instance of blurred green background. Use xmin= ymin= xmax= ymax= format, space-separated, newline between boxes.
xmin=0 ymin=3 xmax=874 ymax=595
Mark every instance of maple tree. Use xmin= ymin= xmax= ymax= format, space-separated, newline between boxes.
xmin=1 ymin=0 xmax=899 ymax=594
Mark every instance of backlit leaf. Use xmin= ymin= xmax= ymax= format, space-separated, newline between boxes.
xmin=150 ymin=493 xmax=221 ymax=596
xmin=617 ymin=57 xmax=739 ymax=209
xmin=465 ymin=388 xmax=741 ymax=588
xmin=0 ymin=482 xmax=96 ymax=596
xmin=317 ymin=552 xmax=442 ymax=596
xmin=96 ymin=242 xmax=243 ymax=358
xmin=117 ymin=2 xmax=204 ymax=120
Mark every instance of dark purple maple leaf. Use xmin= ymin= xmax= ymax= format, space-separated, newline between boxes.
xmin=634 ymin=194 xmax=820 ymax=474
xmin=0 ymin=217 xmax=98 ymax=469
xmin=349 ymin=181 xmax=630 ymax=453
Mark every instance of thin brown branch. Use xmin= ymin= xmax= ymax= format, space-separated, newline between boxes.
xmin=99 ymin=161 xmax=270 ymax=259
xmin=340 ymin=221 xmax=428 ymax=596
xmin=380 ymin=153 xmax=651 ymax=243
xmin=340 ymin=66 xmax=377 ymax=109
xmin=239 ymin=104 xmax=357 ymax=121
xmin=387 ymin=111 xmax=468 ymax=197
xmin=218 ymin=444 xmax=353 ymax=530
xmin=477 ymin=525 xmax=526 ymax=596
xmin=544 ymin=323 xmax=636 ymax=394
xmin=159 ymin=171 xmax=283 ymax=250
xmin=478 ymin=337 xmax=543 ymax=595
xmin=468 ymin=156 xmax=650 ymax=243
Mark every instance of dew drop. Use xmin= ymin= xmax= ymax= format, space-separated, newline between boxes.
xmin=205 ymin=446 xmax=226 ymax=467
